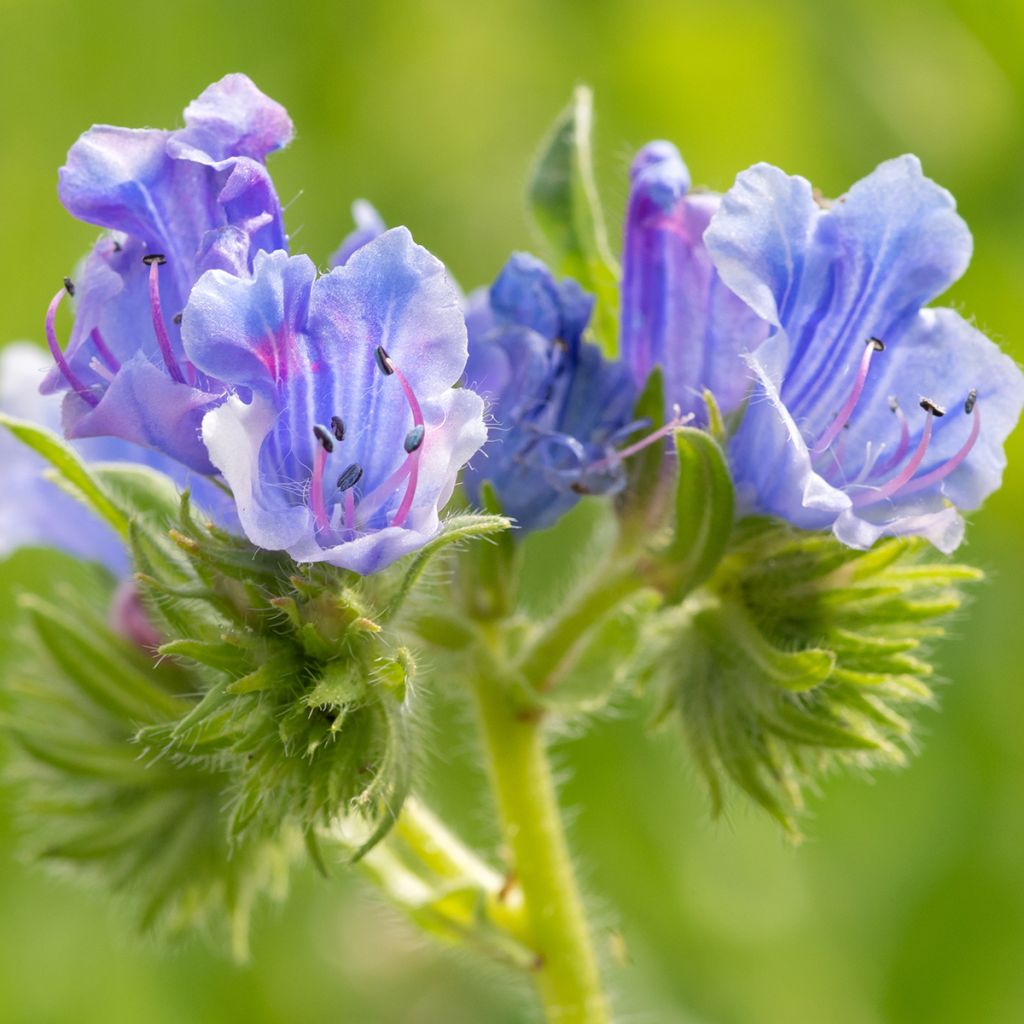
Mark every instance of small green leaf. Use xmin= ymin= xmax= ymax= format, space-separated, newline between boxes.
xmin=0 ymin=414 xmax=126 ymax=536
xmin=527 ymin=85 xmax=620 ymax=356
xmin=392 ymin=510 xmax=514 ymax=620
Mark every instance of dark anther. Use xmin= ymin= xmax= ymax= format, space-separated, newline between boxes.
xmin=313 ymin=424 xmax=335 ymax=453
xmin=330 ymin=415 xmax=346 ymax=442
xmin=888 ymin=395 xmax=900 ymax=412
xmin=919 ymin=398 xmax=946 ymax=417
xmin=337 ymin=463 xmax=364 ymax=491
xmin=172 ymin=312 xmax=183 ymax=325
xmin=142 ymin=253 xmax=167 ymax=266
xmin=867 ymin=337 xmax=885 ymax=351
xmin=112 ymin=239 xmax=122 ymax=253
xmin=63 ymin=276 xmax=75 ymax=297
xmin=403 ymin=424 xmax=425 ymax=453
xmin=374 ymin=344 xmax=395 ymax=376
xmin=965 ymin=388 xmax=978 ymax=415
xmin=570 ymin=481 xmax=593 ymax=494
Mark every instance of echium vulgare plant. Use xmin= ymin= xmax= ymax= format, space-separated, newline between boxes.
xmin=1 ymin=78 xmax=1021 ymax=1022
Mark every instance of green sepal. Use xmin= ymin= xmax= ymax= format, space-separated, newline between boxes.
xmin=527 ymin=85 xmax=620 ymax=356
xmin=652 ymin=523 xmax=981 ymax=836
xmin=663 ymin=427 xmax=735 ymax=599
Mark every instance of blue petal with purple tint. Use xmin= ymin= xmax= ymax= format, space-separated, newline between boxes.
xmin=705 ymin=156 xmax=1024 ymax=552
xmin=461 ymin=253 xmax=636 ymax=532
xmin=184 ymin=230 xmax=486 ymax=575
xmin=42 ymin=74 xmax=292 ymax=471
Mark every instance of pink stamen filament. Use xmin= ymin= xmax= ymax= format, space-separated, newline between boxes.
xmin=147 ymin=261 xmax=187 ymax=385
xmin=392 ymin=450 xmax=421 ymax=528
xmin=877 ymin=399 xmax=911 ymax=474
xmin=588 ymin=406 xmax=689 ymax=475
xmin=381 ymin=352 xmax=426 ymax=527
xmin=390 ymin=364 xmax=424 ymax=427
xmin=89 ymin=327 xmax=120 ymax=372
xmin=852 ymin=406 xmax=936 ymax=508
xmin=344 ymin=488 xmax=356 ymax=531
xmin=899 ymin=405 xmax=981 ymax=497
xmin=354 ymin=457 xmax=414 ymax=529
xmin=310 ymin=445 xmax=331 ymax=532
xmin=45 ymin=287 xmax=98 ymax=407
xmin=812 ymin=340 xmax=881 ymax=453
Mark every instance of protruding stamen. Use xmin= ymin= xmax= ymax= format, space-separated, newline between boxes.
xmin=63 ymin=276 xmax=75 ymax=297
xmin=392 ymin=454 xmax=420 ymax=528
xmin=404 ymin=424 xmax=425 ymax=453
xmin=853 ymin=398 xmax=939 ymax=507
xmin=338 ymin=463 xmax=363 ymax=532
xmin=89 ymin=327 xmax=120 ymax=373
xmin=877 ymin=395 xmax=911 ymax=474
xmin=313 ymin=424 xmax=335 ymax=453
xmin=587 ymin=405 xmax=689 ymax=475
xmin=813 ymin=337 xmax=884 ymax=453
xmin=330 ymin=415 xmax=346 ymax=442
xmin=337 ymin=463 xmax=363 ymax=491
xmin=354 ymin=458 xmax=414 ymax=528
xmin=901 ymin=392 xmax=982 ymax=496
xmin=145 ymin=256 xmax=186 ymax=385
xmin=310 ymin=444 xmax=330 ymax=532
xmin=45 ymin=285 xmax=98 ymax=407
xmin=375 ymin=344 xmax=395 ymax=376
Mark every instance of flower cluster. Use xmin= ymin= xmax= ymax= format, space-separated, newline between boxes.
xmin=13 ymin=74 xmax=1023 ymax=573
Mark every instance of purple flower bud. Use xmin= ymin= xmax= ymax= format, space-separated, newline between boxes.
xmin=620 ymin=141 xmax=768 ymax=424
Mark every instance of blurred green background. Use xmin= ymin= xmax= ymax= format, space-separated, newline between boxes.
xmin=1 ymin=0 xmax=1022 ymax=1021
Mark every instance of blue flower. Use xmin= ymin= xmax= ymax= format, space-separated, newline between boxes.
xmin=620 ymin=141 xmax=768 ymax=423
xmin=1 ymin=343 xmax=233 ymax=572
xmin=462 ymin=253 xmax=644 ymax=532
xmin=330 ymin=199 xmax=386 ymax=267
xmin=183 ymin=229 xmax=487 ymax=575
xmin=704 ymin=156 xmax=1024 ymax=552
xmin=41 ymin=74 xmax=293 ymax=472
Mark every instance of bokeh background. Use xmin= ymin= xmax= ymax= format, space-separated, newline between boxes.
xmin=1 ymin=0 xmax=1022 ymax=1021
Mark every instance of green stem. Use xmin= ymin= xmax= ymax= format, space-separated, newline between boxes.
xmin=471 ymin=629 xmax=610 ymax=1023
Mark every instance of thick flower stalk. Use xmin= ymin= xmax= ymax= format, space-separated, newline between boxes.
xmin=185 ymin=230 xmax=487 ymax=573
xmin=41 ymin=73 xmax=292 ymax=470
xmin=620 ymin=140 xmax=768 ymax=423
xmin=705 ymin=156 xmax=1024 ymax=551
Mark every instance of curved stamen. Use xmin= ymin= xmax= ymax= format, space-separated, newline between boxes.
xmin=310 ymin=443 xmax=331 ymax=532
xmin=354 ymin=458 xmax=414 ymax=529
xmin=144 ymin=255 xmax=187 ymax=385
xmin=812 ymin=338 xmax=884 ymax=453
xmin=852 ymin=398 xmax=942 ymax=507
xmin=900 ymin=392 xmax=981 ymax=497
xmin=89 ymin=327 xmax=120 ymax=373
xmin=587 ymin=405 xmax=689 ymax=475
xmin=45 ymin=283 xmax=99 ymax=407
xmin=375 ymin=344 xmax=425 ymax=427
xmin=392 ymin=450 xmax=421 ymax=528
xmin=876 ymin=396 xmax=911 ymax=474
xmin=373 ymin=345 xmax=427 ymax=527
